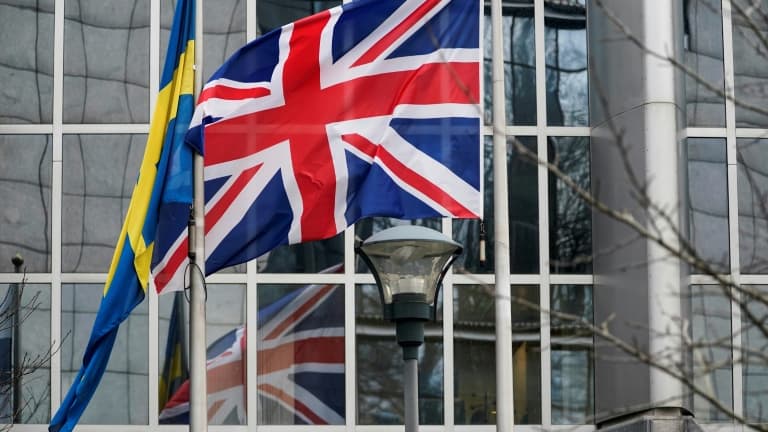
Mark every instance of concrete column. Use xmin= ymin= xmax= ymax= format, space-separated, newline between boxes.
xmin=588 ymin=0 xmax=689 ymax=425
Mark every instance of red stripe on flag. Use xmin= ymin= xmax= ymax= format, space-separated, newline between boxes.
xmin=377 ymin=143 xmax=476 ymax=217
xmin=205 ymin=164 xmax=263 ymax=235
xmin=207 ymin=360 xmax=245 ymax=394
xmin=258 ymin=337 xmax=344 ymax=375
xmin=342 ymin=133 xmax=378 ymax=159
xmin=352 ymin=0 xmax=442 ymax=67
xmin=154 ymin=236 xmax=188 ymax=293
xmin=199 ymin=85 xmax=270 ymax=103
xmin=207 ymin=400 xmax=224 ymax=419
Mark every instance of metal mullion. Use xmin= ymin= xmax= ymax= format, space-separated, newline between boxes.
xmin=247 ymin=0 xmax=257 ymax=41
xmin=721 ymin=0 xmax=743 ymax=418
xmin=60 ymin=124 xmax=151 ymax=134
xmin=544 ymin=126 xmax=591 ymax=137
xmin=683 ymin=127 xmax=728 ymax=138
xmin=246 ymin=259 xmax=258 ymax=432
xmin=0 ymin=125 xmax=54 ymax=134
xmin=147 ymin=1 xmax=161 ymax=426
xmin=344 ymin=226 xmax=356 ymax=432
xmin=534 ymin=0 xmax=552 ymax=425
xmin=442 ymin=218 xmax=455 ymax=430
xmin=733 ymin=128 xmax=768 ymax=138
xmin=50 ymin=0 xmax=65 ymax=415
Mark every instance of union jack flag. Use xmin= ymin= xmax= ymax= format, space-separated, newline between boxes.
xmin=159 ymin=278 xmax=345 ymax=424
xmin=152 ymin=0 xmax=481 ymax=294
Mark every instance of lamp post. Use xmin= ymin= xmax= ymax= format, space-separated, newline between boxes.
xmin=356 ymin=225 xmax=462 ymax=432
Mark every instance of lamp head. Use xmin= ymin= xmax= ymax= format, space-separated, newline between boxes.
xmin=356 ymin=225 xmax=462 ymax=319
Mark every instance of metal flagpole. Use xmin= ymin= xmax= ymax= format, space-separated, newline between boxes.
xmin=189 ymin=0 xmax=207 ymax=431
xmin=490 ymin=0 xmax=513 ymax=430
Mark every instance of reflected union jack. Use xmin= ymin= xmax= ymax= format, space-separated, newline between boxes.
xmin=159 ymin=278 xmax=344 ymax=424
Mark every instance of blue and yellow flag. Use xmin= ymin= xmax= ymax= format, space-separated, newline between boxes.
xmin=49 ymin=1 xmax=195 ymax=430
xmin=158 ymin=292 xmax=189 ymax=413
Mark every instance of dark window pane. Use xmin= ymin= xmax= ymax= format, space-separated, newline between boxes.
xmin=0 ymin=283 xmax=51 ymax=424
xmin=732 ymin=0 xmax=768 ymax=127
xmin=742 ymin=285 xmax=768 ymax=423
xmin=549 ymin=137 xmax=591 ymax=274
xmin=0 ymin=135 xmax=52 ymax=273
xmin=689 ymin=285 xmax=732 ymax=422
xmin=161 ymin=0 xmax=246 ymax=83
xmin=64 ymin=0 xmax=149 ymax=123
xmin=258 ymin=235 xmax=344 ymax=273
xmin=511 ymin=285 xmax=541 ymax=424
xmin=454 ymin=137 xmax=538 ymax=274
xmin=483 ymin=1 xmax=536 ymax=125
xmin=453 ymin=284 xmax=546 ymax=425
xmin=545 ymin=1 xmax=588 ymax=126
xmin=687 ymin=138 xmax=729 ymax=272
xmin=62 ymin=134 xmax=144 ymax=272
xmin=454 ymin=285 xmax=495 ymax=425
xmin=61 ymin=283 xmax=148 ymax=424
xmin=0 ymin=1 xmax=53 ymax=124
xmin=258 ymin=1 xmax=341 ymax=35
xmin=356 ymin=284 xmax=443 ymax=425
xmin=550 ymin=284 xmax=593 ymax=424
xmin=258 ymin=283 xmax=345 ymax=425
xmin=684 ymin=0 xmax=726 ymax=127
xmin=738 ymin=138 xmax=768 ymax=273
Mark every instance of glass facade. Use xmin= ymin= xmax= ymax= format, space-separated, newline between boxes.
xmin=0 ymin=0 xmax=595 ymax=429
xmin=683 ymin=0 xmax=768 ymax=425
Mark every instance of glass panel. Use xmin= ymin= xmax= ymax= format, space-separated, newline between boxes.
xmin=742 ymin=285 xmax=768 ymax=423
xmin=549 ymin=137 xmax=592 ymax=274
xmin=158 ymin=285 xmax=247 ymax=425
xmin=454 ymin=284 xmax=495 ymax=425
xmin=0 ymin=135 xmax=52 ymax=273
xmin=738 ymin=138 xmax=768 ymax=273
xmin=258 ymin=1 xmax=341 ymax=35
xmin=483 ymin=1 xmax=536 ymax=125
xmin=0 ymin=283 xmax=51 ymax=424
xmin=453 ymin=284 xmax=540 ymax=425
xmin=454 ymin=137 xmax=538 ymax=274
xmin=687 ymin=138 xmax=729 ymax=273
xmin=61 ymin=283 xmax=148 ymax=424
xmin=161 ymin=0 xmax=246 ymax=83
xmin=63 ymin=0 xmax=150 ymax=123
xmin=551 ymin=284 xmax=593 ymax=424
xmin=731 ymin=0 xmax=768 ymax=127
xmin=511 ymin=285 xmax=541 ymax=424
xmin=690 ymin=285 xmax=732 ymax=422
xmin=258 ymin=235 xmax=345 ymax=273
xmin=545 ymin=0 xmax=588 ymax=126
xmin=258 ymin=283 xmax=345 ymax=425
xmin=0 ymin=1 xmax=54 ymax=124
xmin=683 ymin=0 xmax=726 ymax=127
xmin=62 ymin=134 xmax=144 ymax=273
xmin=356 ymin=284 xmax=443 ymax=425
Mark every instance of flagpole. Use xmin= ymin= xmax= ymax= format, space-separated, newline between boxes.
xmin=189 ymin=0 xmax=207 ymax=431
xmin=490 ymin=0 xmax=514 ymax=430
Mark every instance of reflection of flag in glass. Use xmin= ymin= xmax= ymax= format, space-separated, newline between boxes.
xmin=159 ymin=280 xmax=344 ymax=425
xmin=158 ymin=292 xmax=188 ymax=411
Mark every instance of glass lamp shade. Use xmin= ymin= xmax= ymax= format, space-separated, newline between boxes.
xmin=357 ymin=225 xmax=463 ymax=306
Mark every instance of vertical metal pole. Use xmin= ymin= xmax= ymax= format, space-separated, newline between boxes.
xmin=403 ymin=358 xmax=419 ymax=432
xmin=490 ymin=0 xmax=513 ymax=430
xmin=11 ymin=254 xmax=23 ymax=423
xmin=189 ymin=0 xmax=207 ymax=431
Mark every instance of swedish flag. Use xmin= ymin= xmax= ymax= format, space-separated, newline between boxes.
xmin=49 ymin=1 xmax=196 ymax=431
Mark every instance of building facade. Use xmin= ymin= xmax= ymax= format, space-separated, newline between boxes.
xmin=0 ymin=0 xmax=766 ymax=431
